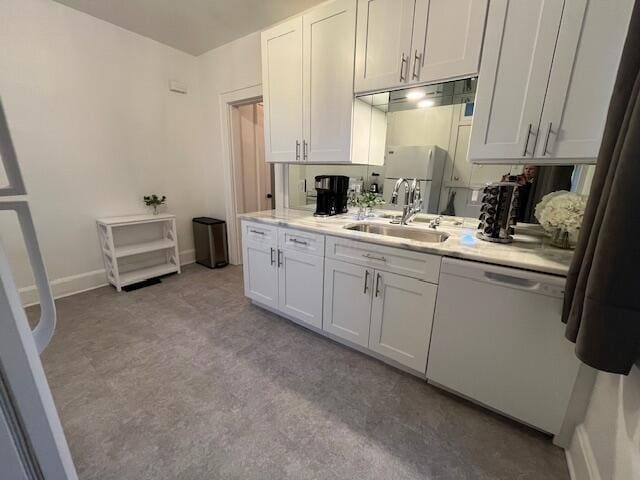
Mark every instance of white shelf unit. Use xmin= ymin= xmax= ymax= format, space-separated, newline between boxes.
xmin=96 ymin=214 xmax=181 ymax=292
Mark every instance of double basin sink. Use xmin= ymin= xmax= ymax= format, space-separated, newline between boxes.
xmin=344 ymin=222 xmax=449 ymax=243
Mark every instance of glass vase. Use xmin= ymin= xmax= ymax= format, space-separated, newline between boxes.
xmin=549 ymin=228 xmax=572 ymax=249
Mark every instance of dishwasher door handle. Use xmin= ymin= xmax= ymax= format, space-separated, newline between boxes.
xmin=483 ymin=271 xmax=541 ymax=291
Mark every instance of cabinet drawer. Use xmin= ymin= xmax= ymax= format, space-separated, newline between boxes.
xmin=325 ymin=235 xmax=441 ymax=283
xmin=279 ymin=228 xmax=325 ymax=257
xmin=243 ymin=221 xmax=277 ymax=245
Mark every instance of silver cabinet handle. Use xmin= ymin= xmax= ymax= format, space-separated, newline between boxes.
xmin=375 ymin=273 xmax=382 ymax=298
xmin=270 ymin=247 xmax=275 ymax=266
xmin=250 ymin=229 xmax=265 ymax=235
xmin=290 ymin=238 xmax=309 ymax=246
xmin=412 ymin=50 xmax=422 ymax=80
xmin=363 ymin=253 xmax=386 ymax=262
xmin=522 ymin=123 xmax=535 ymax=156
xmin=400 ymin=52 xmax=408 ymax=82
xmin=542 ymin=122 xmax=553 ymax=156
xmin=303 ymin=140 xmax=308 ymax=161
xmin=363 ymin=269 xmax=370 ymax=294
xmin=295 ymin=140 xmax=300 ymax=161
xmin=277 ymin=249 xmax=283 ymax=267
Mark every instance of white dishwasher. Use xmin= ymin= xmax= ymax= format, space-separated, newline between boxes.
xmin=426 ymin=258 xmax=580 ymax=434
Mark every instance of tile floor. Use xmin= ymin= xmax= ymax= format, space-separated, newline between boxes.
xmin=30 ymin=264 xmax=570 ymax=479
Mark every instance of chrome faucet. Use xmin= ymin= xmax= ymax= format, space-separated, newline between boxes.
xmin=390 ymin=178 xmax=422 ymax=225
xmin=428 ymin=216 xmax=442 ymax=229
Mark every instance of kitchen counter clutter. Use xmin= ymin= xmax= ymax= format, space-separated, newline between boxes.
xmin=238 ymin=208 xmax=573 ymax=276
xmin=239 ymin=208 xmax=580 ymax=443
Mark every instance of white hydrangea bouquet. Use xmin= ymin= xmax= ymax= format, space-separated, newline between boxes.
xmin=534 ymin=190 xmax=587 ymax=249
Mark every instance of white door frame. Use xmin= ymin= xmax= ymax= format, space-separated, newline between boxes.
xmin=219 ymin=84 xmax=285 ymax=265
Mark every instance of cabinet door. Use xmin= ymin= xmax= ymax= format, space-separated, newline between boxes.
xmin=369 ymin=271 xmax=437 ymax=372
xmin=468 ymin=0 xmax=564 ymax=162
xmin=303 ymin=0 xmax=357 ymax=163
xmin=534 ymin=0 xmax=634 ymax=161
xmin=278 ymin=249 xmax=324 ymax=329
xmin=261 ymin=17 xmax=303 ymax=163
xmin=323 ymin=259 xmax=373 ymax=347
xmin=354 ymin=0 xmax=415 ymax=93
xmin=242 ymin=240 xmax=278 ymax=309
xmin=411 ymin=0 xmax=487 ymax=85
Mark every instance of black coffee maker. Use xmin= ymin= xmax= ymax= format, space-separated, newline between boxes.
xmin=314 ymin=175 xmax=349 ymax=217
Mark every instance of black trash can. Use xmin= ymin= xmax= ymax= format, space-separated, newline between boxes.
xmin=192 ymin=217 xmax=228 ymax=268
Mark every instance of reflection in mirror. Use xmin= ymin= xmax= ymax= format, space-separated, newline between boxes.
xmin=288 ymin=77 xmax=594 ymax=224
xmin=0 ymin=152 xmax=8 ymax=189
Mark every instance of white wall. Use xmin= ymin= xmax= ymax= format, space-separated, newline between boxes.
xmin=0 ymin=0 xmax=206 ymax=302
xmin=197 ymin=32 xmax=263 ymax=220
xmin=568 ymin=367 xmax=640 ymax=480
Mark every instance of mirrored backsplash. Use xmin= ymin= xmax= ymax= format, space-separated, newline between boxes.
xmin=288 ymin=78 xmax=594 ymax=222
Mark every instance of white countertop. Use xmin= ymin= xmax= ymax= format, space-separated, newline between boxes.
xmin=238 ymin=209 xmax=574 ymax=277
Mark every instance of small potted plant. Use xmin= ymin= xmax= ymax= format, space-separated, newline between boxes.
xmin=143 ymin=194 xmax=166 ymax=215
xmin=350 ymin=192 xmax=385 ymax=220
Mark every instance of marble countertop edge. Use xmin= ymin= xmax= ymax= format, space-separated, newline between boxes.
xmin=238 ymin=209 xmax=574 ymax=277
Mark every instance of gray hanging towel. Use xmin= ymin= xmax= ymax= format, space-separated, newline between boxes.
xmin=562 ymin=0 xmax=640 ymax=375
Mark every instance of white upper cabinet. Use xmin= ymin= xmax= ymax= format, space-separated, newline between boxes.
xmin=534 ymin=0 xmax=634 ymax=160
xmin=354 ymin=0 xmax=415 ymax=93
xmin=303 ymin=0 xmax=357 ymax=162
xmin=469 ymin=0 xmax=564 ymax=161
xmin=354 ymin=0 xmax=487 ymax=93
xmin=469 ymin=0 xmax=634 ymax=164
xmin=412 ymin=0 xmax=487 ymax=85
xmin=262 ymin=0 xmax=357 ymax=163
xmin=261 ymin=18 xmax=304 ymax=163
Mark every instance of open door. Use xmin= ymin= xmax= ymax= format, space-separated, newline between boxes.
xmin=0 ymin=99 xmax=77 ymax=479
xmin=230 ymin=100 xmax=274 ymax=264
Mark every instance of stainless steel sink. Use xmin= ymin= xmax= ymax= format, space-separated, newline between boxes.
xmin=344 ymin=223 xmax=449 ymax=243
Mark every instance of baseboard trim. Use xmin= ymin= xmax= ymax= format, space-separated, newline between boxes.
xmin=566 ymin=425 xmax=600 ymax=480
xmin=20 ymin=249 xmax=196 ymax=306
xmin=179 ymin=249 xmax=196 ymax=266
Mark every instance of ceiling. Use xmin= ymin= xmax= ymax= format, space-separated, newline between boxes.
xmin=53 ymin=0 xmax=327 ymax=55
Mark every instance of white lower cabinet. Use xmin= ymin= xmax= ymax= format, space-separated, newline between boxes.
xmin=278 ymin=249 xmax=324 ymax=329
xmin=242 ymin=221 xmax=324 ymax=328
xmin=323 ymin=256 xmax=437 ymax=373
xmin=243 ymin=240 xmax=278 ymax=309
xmin=323 ymin=259 xmax=374 ymax=347
xmin=242 ymin=223 xmax=438 ymax=374
xmin=369 ymin=270 xmax=437 ymax=372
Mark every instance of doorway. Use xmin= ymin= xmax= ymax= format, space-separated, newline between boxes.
xmin=220 ymin=84 xmax=281 ymax=266
xmin=230 ymin=100 xmax=274 ymax=215
xmin=229 ymin=99 xmax=274 ymax=266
